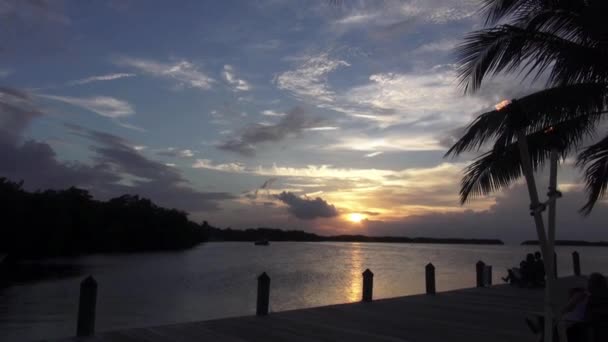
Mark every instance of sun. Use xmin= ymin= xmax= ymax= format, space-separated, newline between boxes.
xmin=347 ymin=213 xmax=365 ymax=223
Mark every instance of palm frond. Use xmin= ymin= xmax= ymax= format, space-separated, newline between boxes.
xmin=445 ymin=83 xmax=608 ymax=157
xmin=460 ymin=114 xmax=602 ymax=203
xmin=481 ymin=0 xmax=543 ymax=25
xmin=456 ymin=24 xmax=601 ymax=92
xmin=578 ymin=133 xmax=608 ymax=214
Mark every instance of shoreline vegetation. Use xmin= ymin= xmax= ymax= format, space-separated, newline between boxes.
xmin=206 ymin=227 xmax=504 ymax=245
xmin=521 ymin=240 xmax=608 ymax=247
xmin=0 ymin=178 xmax=504 ymax=263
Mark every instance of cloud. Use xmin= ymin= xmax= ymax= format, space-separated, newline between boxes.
xmin=275 ymin=191 xmax=339 ymax=220
xmin=0 ymin=87 xmax=41 ymax=142
xmin=305 ymin=126 xmax=339 ymax=131
xmin=332 ymin=0 xmax=476 ymax=30
xmin=412 ymin=39 xmax=459 ymax=54
xmin=261 ymin=109 xmax=285 ymax=117
xmin=156 ymin=148 xmax=195 ymax=158
xmin=39 ymin=94 xmax=135 ymax=118
xmin=115 ymin=57 xmax=214 ymax=90
xmin=0 ymin=95 xmax=233 ymax=212
xmin=365 ymin=151 xmax=383 ymax=158
xmin=362 ymin=183 xmax=608 ymax=243
xmin=216 ymin=106 xmax=326 ymax=156
xmin=342 ymin=68 xmax=485 ymax=125
xmin=328 ymin=135 xmax=444 ymax=152
xmin=193 ymin=159 xmax=246 ymax=173
xmin=69 ymin=73 xmax=136 ymax=85
xmin=275 ymin=53 xmax=350 ymax=102
xmin=222 ymin=65 xmax=251 ymax=91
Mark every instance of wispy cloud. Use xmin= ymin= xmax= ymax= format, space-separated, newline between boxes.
xmin=156 ymin=148 xmax=195 ymax=158
xmin=39 ymin=94 xmax=135 ymax=118
xmin=69 ymin=73 xmax=136 ymax=85
xmin=412 ymin=39 xmax=459 ymax=54
xmin=115 ymin=57 xmax=214 ymax=90
xmin=261 ymin=109 xmax=285 ymax=117
xmin=305 ymin=126 xmax=339 ymax=131
xmin=365 ymin=151 xmax=383 ymax=158
xmin=193 ymin=159 xmax=246 ymax=173
xmin=275 ymin=53 xmax=350 ymax=102
xmin=222 ymin=65 xmax=251 ymax=91
xmin=217 ymin=106 xmax=326 ymax=156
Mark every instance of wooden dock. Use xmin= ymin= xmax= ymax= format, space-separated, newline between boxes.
xmin=54 ymin=276 xmax=586 ymax=342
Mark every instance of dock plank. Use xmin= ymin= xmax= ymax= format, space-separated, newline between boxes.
xmin=54 ymin=276 xmax=586 ymax=342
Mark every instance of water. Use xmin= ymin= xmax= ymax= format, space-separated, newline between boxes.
xmin=1 ymin=242 xmax=608 ymax=341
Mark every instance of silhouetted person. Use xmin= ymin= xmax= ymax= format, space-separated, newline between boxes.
xmin=528 ymin=273 xmax=608 ymax=342
xmin=534 ymin=251 xmax=545 ymax=287
xmin=521 ymin=253 xmax=536 ymax=287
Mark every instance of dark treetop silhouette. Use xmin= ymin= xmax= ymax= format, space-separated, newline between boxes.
xmin=0 ymin=177 xmax=209 ymax=260
xmin=0 ymin=177 xmax=503 ymax=262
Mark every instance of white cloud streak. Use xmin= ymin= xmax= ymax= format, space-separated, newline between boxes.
xmin=116 ymin=57 xmax=214 ymax=90
xmin=39 ymin=94 xmax=135 ymax=118
xmin=70 ymin=73 xmax=136 ymax=85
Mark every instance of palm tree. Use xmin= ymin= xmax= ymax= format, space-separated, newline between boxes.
xmin=447 ymin=1 xmax=607 ymax=341
xmin=450 ymin=0 xmax=608 ymax=210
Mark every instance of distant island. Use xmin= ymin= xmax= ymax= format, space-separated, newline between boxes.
xmin=205 ymin=227 xmax=503 ymax=245
xmin=0 ymin=178 xmax=503 ymax=262
xmin=521 ymin=240 xmax=608 ymax=247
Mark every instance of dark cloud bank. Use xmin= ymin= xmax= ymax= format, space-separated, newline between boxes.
xmin=0 ymin=87 xmax=232 ymax=212
xmin=275 ymin=191 xmax=339 ymax=220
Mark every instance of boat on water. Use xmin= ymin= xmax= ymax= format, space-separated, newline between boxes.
xmin=254 ymin=239 xmax=269 ymax=246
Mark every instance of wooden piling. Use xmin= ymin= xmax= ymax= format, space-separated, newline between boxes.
xmin=554 ymin=252 xmax=558 ymax=278
xmin=76 ymin=276 xmax=97 ymax=337
xmin=425 ymin=263 xmax=436 ymax=295
xmin=572 ymin=251 xmax=580 ymax=276
xmin=484 ymin=265 xmax=492 ymax=286
xmin=256 ymin=272 xmax=270 ymax=316
xmin=362 ymin=269 xmax=373 ymax=302
xmin=476 ymin=261 xmax=485 ymax=288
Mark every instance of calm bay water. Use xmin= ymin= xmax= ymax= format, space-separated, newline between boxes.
xmin=1 ymin=242 xmax=608 ymax=341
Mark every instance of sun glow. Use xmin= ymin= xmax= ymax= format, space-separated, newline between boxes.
xmin=347 ymin=213 xmax=365 ymax=223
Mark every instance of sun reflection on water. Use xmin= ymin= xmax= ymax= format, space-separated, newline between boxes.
xmin=346 ymin=243 xmax=363 ymax=302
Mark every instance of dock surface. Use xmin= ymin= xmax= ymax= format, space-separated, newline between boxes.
xmin=55 ymin=276 xmax=585 ymax=342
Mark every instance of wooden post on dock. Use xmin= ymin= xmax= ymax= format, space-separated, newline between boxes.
xmin=484 ymin=265 xmax=492 ymax=286
xmin=476 ymin=261 xmax=485 ymax=288
xmin=554 ymin=252 xmax=558 ymax=279
xmin=362 ymin=269 xmax=373 ymax=302
xmin=425 ymin=263 xmax=436 ymax=295
xmin=256 ymin=272 xmax=270 ymax=316
xmin=572 ymin=251 xmax=581 ymax=276
xmin=76 ymin=276 xmax=97 ymax=337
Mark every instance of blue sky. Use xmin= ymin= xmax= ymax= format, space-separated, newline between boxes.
xmin=1 ymin=0 xmax=607 ymax=242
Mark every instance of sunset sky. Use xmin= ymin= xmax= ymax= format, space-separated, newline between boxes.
xmin=1 ymin=0 xmax=607 ymax=242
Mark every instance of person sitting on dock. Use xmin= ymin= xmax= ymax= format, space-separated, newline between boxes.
xmin=527 ymin=273 xmax=608 ymax=342
xmin=533 ymin=251 xmax=546 ymax=287
xmin=503 ymin=261 xmax=525 ymax=285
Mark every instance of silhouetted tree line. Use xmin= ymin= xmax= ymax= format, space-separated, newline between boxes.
xmin=0 ymin=178 xmax=210 ymax=260
xmin=522 ymin=240 xmax=608 ymax=247
xmin=205 ymin=227 xmax=504 ymax=245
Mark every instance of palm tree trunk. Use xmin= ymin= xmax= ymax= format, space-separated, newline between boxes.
xmin=516 ymin=130 xmax=553 ymax=342
xmin=547 ymin=149 xmax=562 ymax=341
